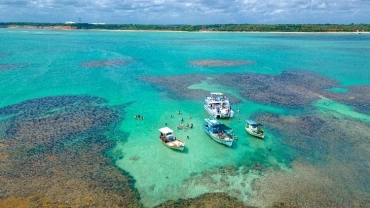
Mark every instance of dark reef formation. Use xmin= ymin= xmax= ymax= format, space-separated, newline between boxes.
xmin=189 ymin=59 xmax=255 ymax=67
xmin=249 ymin=160 xmax=370 ymax=208
xmin=215 ymin=70 xmax=339 ymax=107
xmin=81 ymin=58 xmax=134 ymax=68
xmin=0 ymin=95 xmax=141 ymax=207
xmin=140 ymin=75 xmax=241 ymax=103
xmin=0 ymin=53 xmax=9 ymax=58
xmin=140 ymin=69 xmax=370 ymax=114
xmin=243 ymin=111 xmax=370 ymax=207
xmin=140 ymin=70 xmax=339 ymax=107
xmin=0 ymin=63 xmax=29 ymax=71
xmin=155 ymin=192 xmax=254 ymax=208
xmin=323 ymin=85 xmax=370 ymax=115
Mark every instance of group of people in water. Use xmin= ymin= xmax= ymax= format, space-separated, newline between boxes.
xmin=165 ymin=111 xmax=194 ymax=132
xmin=135 ymin=110 xmax=194 ymax=139
xmin=134 ymin=115 xmax=144 ymax=119
xmin=177 ymin=122 xmax=193 ymax=129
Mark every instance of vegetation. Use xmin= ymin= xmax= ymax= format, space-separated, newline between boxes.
xmin=1 ymin=22 xmax=369 ymax=32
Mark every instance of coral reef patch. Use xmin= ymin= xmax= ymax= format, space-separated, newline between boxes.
xmin=0 ymin=63 xmax=28 ymax=71
xmin=140 ymin=74 xmax=241 ymax=103
xmin=0 ymin=53 xmax=9 ymax=58
xmin=81 ymin=58 xmax=134 ymax=68
xmin=189 ymin=59 xmax=255 ymax=67
xmin=0 ymin=95 xmax=141 ymax=207
xmin=249 ymin=161 xmax=370 ymax=208
xmin=140 ymin=70 xmax=338 ymax=107
xmin=141 ymin=69 xmax=370 ymax=112
xmin=244 ymin=111 xmax=370 ymax=207
xmin=323 ymin=85 xmax=370 ymax=115
xmin=155 ymin=192 xmax=254 ymax=208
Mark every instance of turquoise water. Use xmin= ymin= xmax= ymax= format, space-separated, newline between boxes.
xmin=1 ymin=29 xmax=370 ymax=206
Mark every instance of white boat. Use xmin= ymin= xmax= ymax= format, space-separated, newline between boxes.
xmin=159 ymin=127 xmax=185 ymax=151
xmin=245 ymin=120 xmax=265 ymax=139
xmin=204 ymin=92 xmax=234 ymax=119
xmin=203 ymin=118 xmax=234 ymax=147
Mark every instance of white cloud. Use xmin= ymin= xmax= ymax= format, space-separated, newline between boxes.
xmin=0 ymin=0 xmax=369 ymax=24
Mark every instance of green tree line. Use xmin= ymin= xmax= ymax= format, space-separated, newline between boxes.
xmin=1 ymin=22 xmax=369 ymax=32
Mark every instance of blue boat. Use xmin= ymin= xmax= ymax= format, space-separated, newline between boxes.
xmin=203 ymin=118 xmax=234 ymax=147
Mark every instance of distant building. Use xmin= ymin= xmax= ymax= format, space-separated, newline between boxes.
xmin=91 ymin=23 xmax=106 ymax=25
xmin=65 ymin=21 xmax=75 ymax=24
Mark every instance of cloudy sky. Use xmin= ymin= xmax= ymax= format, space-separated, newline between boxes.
xmin=1 ymin=0 xmax=369 ymax=24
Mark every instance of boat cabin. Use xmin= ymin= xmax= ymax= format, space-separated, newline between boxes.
xmin=204 ymin=118 xmax=232 ymax=134
xmin=246 ymin=120 xmax=262 ymax=132
xmin=208 ymin=92 xmax=228 ymax=102
xmin=159 ymin=127 xmax=176 ymax=142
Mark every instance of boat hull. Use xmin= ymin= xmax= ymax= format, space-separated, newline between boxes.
xmin=159 ymin=139 xmax=185 ymax=151
xmin=204 ymin=105 xmax=234 ymax=119
xmin=203 ymin=126 xmax=233 ymax=147
xmin=245 ymin=127 xmax=265 ymax=139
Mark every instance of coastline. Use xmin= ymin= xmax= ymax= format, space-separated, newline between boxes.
xmin=1 ymin=27 xmax=369 ymax=34
xmin=1 ymin=23 xmax=369 ymax=34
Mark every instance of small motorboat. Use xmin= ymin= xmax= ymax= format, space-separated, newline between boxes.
xmin=159 ymin=127 xmax=185 ymax=151
xmin=245 ymin=120 xmax=265 ymax=139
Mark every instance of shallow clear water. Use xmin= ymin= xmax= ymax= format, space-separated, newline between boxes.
xmin=1 ymin=29 xmax=370 ymax=206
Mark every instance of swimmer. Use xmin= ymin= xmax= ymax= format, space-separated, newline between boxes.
xmin=190 ymin=123 xmax=193 ymax=128
xmin=188 ymin=115 xmax=192 ymax=119
xmin=187 ymin=136 xmax=189 ymax=139
xmin=177 ymin=111 xmax=181 ymax=114
xmin=134 ymin=115 xmax=142 ymax=119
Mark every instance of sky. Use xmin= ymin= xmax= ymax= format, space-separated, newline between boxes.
xmin=0 ymin=0 xmax=369 ymax=24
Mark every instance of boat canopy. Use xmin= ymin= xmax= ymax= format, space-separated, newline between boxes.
xmin=211 ymin=124 xmax=232 ymax=131
xmin=206 ymin=118 xmax=220 ymax=125
xmin=205 ymin=118 xmax=232 ymax=131
xmin=246 ymin=120 xmax=262 ymax=127
xmin=207 ymin=100 xmax=224 ymax=104
xmin=210 ymin=92 xmax=223 ymax=96
xmin=159 ymin=127 xmax=173 ymax=134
